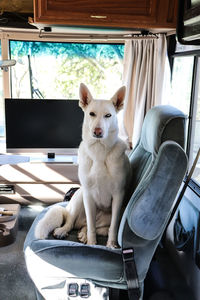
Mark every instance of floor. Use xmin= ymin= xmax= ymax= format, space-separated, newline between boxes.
xmin=0 ymin=205 xmax=196 ymax=300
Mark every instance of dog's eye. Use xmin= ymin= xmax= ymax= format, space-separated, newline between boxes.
xmin=104 ymin=113 xmax=112 ymax=118
xmin=89 ymin=112 xmax=96 ymax=117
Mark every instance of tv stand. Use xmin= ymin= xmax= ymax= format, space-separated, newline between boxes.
xmin=29 ymin=154 xmax=77 ymax=164
xmin=2 ymin=153 xmax=78 ymax=164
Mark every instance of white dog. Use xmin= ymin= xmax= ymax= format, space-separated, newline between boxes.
xmin=35 ymin=83 xmax=131 ymax=248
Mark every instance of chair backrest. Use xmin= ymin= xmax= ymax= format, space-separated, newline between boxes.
xmin=128 ymin=105 xmax=186 ymax=191
xmin=118 ymin=105 xmax=188 ymax=284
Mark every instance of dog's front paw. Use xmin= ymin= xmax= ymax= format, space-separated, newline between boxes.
xmin=85 ymin=231 xmax=97 ymax=245
xmin=87 ymin=238 xmax=97 ymax=245
xmin=106 ymin=240 xmax=119 ymax=248
xmin=53 ymin=227 xmax=68 ymax=239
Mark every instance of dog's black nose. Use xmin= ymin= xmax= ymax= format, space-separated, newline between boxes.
xmin=93 ymin=127 xmax=103 ymax=138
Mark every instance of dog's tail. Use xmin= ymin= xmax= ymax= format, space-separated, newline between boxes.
xmin=35 ymin=205 xmax=66 ymax=239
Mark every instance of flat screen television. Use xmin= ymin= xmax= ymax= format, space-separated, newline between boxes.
xmin=5 ymin=99 xmax=84 ymax=156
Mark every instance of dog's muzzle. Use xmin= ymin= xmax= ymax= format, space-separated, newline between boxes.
xmin=93 ymin=127 xmax=103 ymax=138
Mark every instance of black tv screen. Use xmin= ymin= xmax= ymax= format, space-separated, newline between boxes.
xmin=5 ymin=99 xmax=84 ymax=154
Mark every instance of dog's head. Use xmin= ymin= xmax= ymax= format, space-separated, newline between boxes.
xmin=79 ymin=83 xmax=126 ymax=140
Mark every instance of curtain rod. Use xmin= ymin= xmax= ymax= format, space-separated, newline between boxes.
xmin=39 ymin=29 xmax=159 ymax=41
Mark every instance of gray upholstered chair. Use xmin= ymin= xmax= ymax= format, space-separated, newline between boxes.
xmin=24 ymin=105 xmax=187 ymax=300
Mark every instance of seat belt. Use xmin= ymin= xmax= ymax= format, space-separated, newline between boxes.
xmin=122 ymin=248 xmax=141 ymax=300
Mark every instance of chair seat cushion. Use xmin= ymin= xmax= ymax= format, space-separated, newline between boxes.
xmin=24 ymin=203 xmax=127 ymax=289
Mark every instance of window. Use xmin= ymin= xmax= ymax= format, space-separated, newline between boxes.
xmin=10 ymin=41 xmax=124 ymax=99
xmin=170 ymin=47 xmax=200 ymax=191
xmin=170 ymin=56 xmax=194 ymax=151
xmin=191 ymin=74 xmax=200 ymax=185
xmin=0 ymin=44 xmax=4 ymax=137
xmin=171 ymin=56 xmax=194 ymax=116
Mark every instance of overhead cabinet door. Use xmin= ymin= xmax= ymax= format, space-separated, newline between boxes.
xmin=34 ymin=0 xmax=178 ymax=30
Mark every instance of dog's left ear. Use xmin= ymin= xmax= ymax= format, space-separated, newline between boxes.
xmin=111 ymin=86 xmax=126 ymax=112
xmin=79 ymin=83 xmax=93 ymax=110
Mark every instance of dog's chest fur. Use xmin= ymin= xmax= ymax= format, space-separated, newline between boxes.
xmin=78 ymin=140 xmax=127 ymax=210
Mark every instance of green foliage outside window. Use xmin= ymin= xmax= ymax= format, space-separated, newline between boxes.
xmin=10 ymin=41 xmax=124 ymax=99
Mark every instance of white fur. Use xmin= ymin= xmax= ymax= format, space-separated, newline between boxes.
xmin=35 ymin=83 xmax=131 ymax=248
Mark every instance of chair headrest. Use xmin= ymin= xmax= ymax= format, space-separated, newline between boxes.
xmin=140 ymin=105 xmax=186 ymax=154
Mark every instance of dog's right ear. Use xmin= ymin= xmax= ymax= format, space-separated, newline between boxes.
xmin=79 ymin=83 xmax=93 ymax=110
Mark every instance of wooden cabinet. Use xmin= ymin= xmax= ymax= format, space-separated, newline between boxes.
xmin=33 ymin=0 xmax=178 ymax=30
